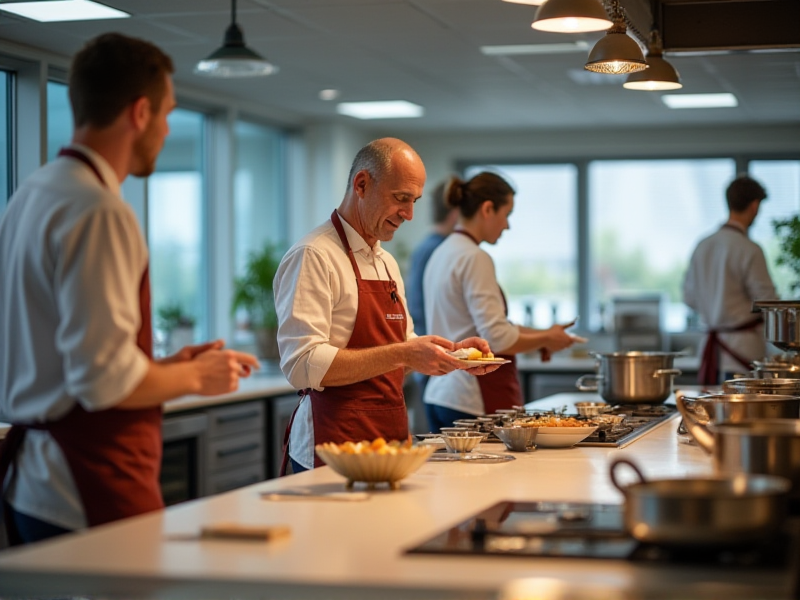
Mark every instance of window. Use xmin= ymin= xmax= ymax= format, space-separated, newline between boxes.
xmin=588 ymin=159 xmax=735 ymax=332
xmin=0 ymin=71 xmax=10 ymax=212
xmin=231 ymin=119 xmax=287 ymax=344
xmin=46 ymin=81 xmax=71 ymax=162
xmin=748 ymin=160 xmax=800 ymax=299
xmin=464 ymin=164 xmax=578 ymax=328
xmin=148 ymin=108 xmax=206 ymax=350
xmin=233 ymin=119 xmax=286 ymax=272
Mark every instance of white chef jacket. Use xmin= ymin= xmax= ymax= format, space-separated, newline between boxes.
xmin=274 ymin=212 xmax=415 ymax=469
xmin=422 ymin=233 xmax=520 ymax=415
xmin=683 ymin=222 xmax=778 ymax=373
xmin=0 ymin=145 xmax=150 ymax=529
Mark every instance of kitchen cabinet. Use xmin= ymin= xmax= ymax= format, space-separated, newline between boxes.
xmin=204 ymin=400 xmax=265 ymax=495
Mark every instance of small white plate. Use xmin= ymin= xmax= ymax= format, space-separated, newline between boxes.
xmin=458 ymin=358 xmax=511 ymax=367
xmin=535 ymin=425 xmax=597 ymax=448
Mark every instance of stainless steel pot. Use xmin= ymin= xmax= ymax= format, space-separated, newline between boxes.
xmin=610 ymin=458 xmax=790 ymax=545
xmin=752 ymin=361 xmax=800 ymax=380
xmin=752 ymin=300 xmax=800 ymax=352
xmin=722 ymin=377 xmax=800 ymax=397
xmin=575 ymin=351 xmax=682 ymax=404
xmin=677 ymin=392 xmax=800 ymax=425
xmin=675 ymin=416 xmax=800 ymax=498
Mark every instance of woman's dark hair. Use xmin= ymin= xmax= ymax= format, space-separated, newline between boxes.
xmin=445 ymin=172 xmax=515 ymax=219
xmin=69 ymin=33 xmax=174 ymax=129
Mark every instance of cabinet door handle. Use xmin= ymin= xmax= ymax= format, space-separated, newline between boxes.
xmin=216 ymin=410 xmax=261 ymax=424
xmin=217 ymin=443 xmax=260 ymax=458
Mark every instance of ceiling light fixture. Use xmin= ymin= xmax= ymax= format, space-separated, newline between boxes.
xmin=0 ymin=0 xmax=129 ymax=22
xmin=502 ymin=0 xmax=547 ymax=5
xmin=623 ymin=30 xmax=682 ymax=91
xmin=194 ymin=0 xmax=276 ymax=78
xmin=336 ymin=101 xmax=424 ymax=120
xmin=481 ymin=41 xmax=590 ymax=56
xmin=661 ymin=93 xmax=738 ymax=109
xmin=532 ymin=0 xmax=612 ymax=34
xmin=584 ymin=0 xmax=647 ymax=75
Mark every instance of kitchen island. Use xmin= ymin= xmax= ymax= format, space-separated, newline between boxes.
xmin=0 ymin=393 xmax=792 ymax=600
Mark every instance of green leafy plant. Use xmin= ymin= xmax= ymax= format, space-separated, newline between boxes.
xmin=231 ymin=242 xmax=284 ymax=331
xmin=157 ymin=302 xmax=196 ymax=333
xmin=774 ymin=215 xmax=800 ymax=294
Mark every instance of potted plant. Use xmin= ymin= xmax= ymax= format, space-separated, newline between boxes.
xmin=157 ymin=302 xmax=196 ymax=355
xmin=232 ymin=242 xmax=284 ymax=360
xmin=774 ymin=215 xmax=800 ymax=295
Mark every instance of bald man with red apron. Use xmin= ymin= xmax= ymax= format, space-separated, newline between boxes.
xmin=280 ymin=212 xmax=409 ymax=474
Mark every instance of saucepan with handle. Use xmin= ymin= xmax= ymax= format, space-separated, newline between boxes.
xmin=575 ymin=351 xmax=683 ymax=404
xmin=609 ymin=457 xmax=790 ymax=545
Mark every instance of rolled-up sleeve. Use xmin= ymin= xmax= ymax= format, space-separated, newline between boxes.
xmin=462 ymin=251 xmax=520 ymax=351
xmin=55 ymin=206 xmax=150 ymax=411
xmin=274 ymin=246 xmax=340 ymax=391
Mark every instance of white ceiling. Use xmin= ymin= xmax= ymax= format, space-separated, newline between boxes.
xmin=0 ymin=0 xmax=799 ymax=133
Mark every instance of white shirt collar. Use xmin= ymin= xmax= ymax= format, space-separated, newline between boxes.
xmin=67 ymin=143 xmax=122 ymax=197
xmin=724 ymin=220 xmax=747 ymax=234
xmin=335 ymin=210 xmax=383 ymax=257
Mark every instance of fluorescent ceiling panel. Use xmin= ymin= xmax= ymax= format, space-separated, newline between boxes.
xmin=661 ymin=93 xmax=738 ymax=109
xmin=0 ymin=0 xmax=129 ymax=22
xmin=336 ymin=101 xmax=424 ymax=120
xmin=481 ymin=41 xmax=590 ymax=56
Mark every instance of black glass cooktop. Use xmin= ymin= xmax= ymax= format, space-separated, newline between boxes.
xmin=406 ymin=501 xmax=798 ymax=569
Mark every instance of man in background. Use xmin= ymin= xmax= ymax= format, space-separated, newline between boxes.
xmin=0 ymin=33 xmax=258 ymax=545
xmin=683 ymin=174 xmax=778 ymax=384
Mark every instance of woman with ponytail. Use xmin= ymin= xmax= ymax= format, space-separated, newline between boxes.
xmin=422 ymin=172 xmax=578 ymax=430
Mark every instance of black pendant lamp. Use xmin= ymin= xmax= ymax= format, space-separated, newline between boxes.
xmin=195 ymin=0 xmax=277 ymax=78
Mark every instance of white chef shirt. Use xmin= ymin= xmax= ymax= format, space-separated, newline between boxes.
xmin=274 ymin=212 xmax=415 ymax=469
xmin=683 ymin=222 xmax=778 ymax=372
xmin=0 ymin=145 xmax=150 ymax=529
xmin=422 ymin=233 xmax=520 ymax=415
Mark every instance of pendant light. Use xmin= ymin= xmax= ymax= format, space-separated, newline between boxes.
xmin=532 ymin=0 xmax=613 ymax=34
xmin=584 ymin=0 xmax=647 ymax=74
xmin=195 ymin=0 xmax=277 ymax=78
xmin=623 ymin=30 xmax=682 ymax=90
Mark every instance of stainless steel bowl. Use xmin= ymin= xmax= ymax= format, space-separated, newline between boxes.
xmin=493 ymin=426 xmax=538 ymax=451
xmin=574 ymin=401 xmax=611 ymax=416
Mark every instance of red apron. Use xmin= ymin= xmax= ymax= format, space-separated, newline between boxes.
xmin=280 ymin=210 xmax=409 ymax=473
xmin=451 ymin=230 xmax=522 ymax=414
xmin=697 ymin=224 xmax=763 ymax=385
xmin=0 ymin=147 xmax=163 ymax=539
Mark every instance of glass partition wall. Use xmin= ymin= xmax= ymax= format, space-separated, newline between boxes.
xmin=463 ymin=157 xmax=800 ymax=335
xmin=0 ymin=71 xmax=10 ymax=212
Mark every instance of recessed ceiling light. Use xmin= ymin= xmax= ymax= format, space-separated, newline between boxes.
xmin=0 ymin=0 xmax=129 ymax=22
xmin=319 ymin=89 xmax=340 ymax=101
xmin=481 ymin=41 xmax=590 ymax=56
xmin=661 ymin=93 xmax=738 ymax=109
xmin=336 ymin=101 xmax=424 ymax=120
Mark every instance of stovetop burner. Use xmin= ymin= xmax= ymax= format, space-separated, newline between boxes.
xmin=406 ymin=501 xmax=798 ymax=570
xmin=575 ymin=404 xmax=677 ymax=448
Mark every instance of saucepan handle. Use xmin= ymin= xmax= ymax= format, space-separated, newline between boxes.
xmin=653 ymin=368 xmax=682 ymax=378
xmin=576 ymin=374 xmax=602 ymax=392
xmin=609 ymin=457 xmax=647 ymax=494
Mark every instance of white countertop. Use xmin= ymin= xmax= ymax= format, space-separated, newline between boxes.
xmin=0 ymin=391 xmax=788 ymax=600
xmin=164 ymin=371 xmax=294 ymax=413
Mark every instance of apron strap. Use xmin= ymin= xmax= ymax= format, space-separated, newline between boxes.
xmin=279 ymin=390 xmax=307 ymax=477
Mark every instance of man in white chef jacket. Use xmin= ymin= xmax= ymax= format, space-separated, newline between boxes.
xmin=683 ymin=174 xmax=778 ymax=384
xmin=273 ymin=138 xmax=495 ymax=474
xmin=0 ymin=33 xmax=259 ymax=545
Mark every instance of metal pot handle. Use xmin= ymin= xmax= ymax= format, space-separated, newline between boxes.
xmin=675 ymin=391 xmax=715 ymax=454
xmin=652 ymin=368 xmax=682 ymax=378
xmin=575 ymin=374 xmax=602 ymax=392
xmin=609 ymin=458 xmax=647 ymax=494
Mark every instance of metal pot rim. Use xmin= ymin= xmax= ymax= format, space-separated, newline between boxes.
xmin=699 ymin=392 xmax=800 ymax=402
xmin=711 ymin=418 xmax=800 ymax=436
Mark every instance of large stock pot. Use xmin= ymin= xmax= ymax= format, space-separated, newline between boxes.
xmin=575 ymin=351 xmax=682 ymax=404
